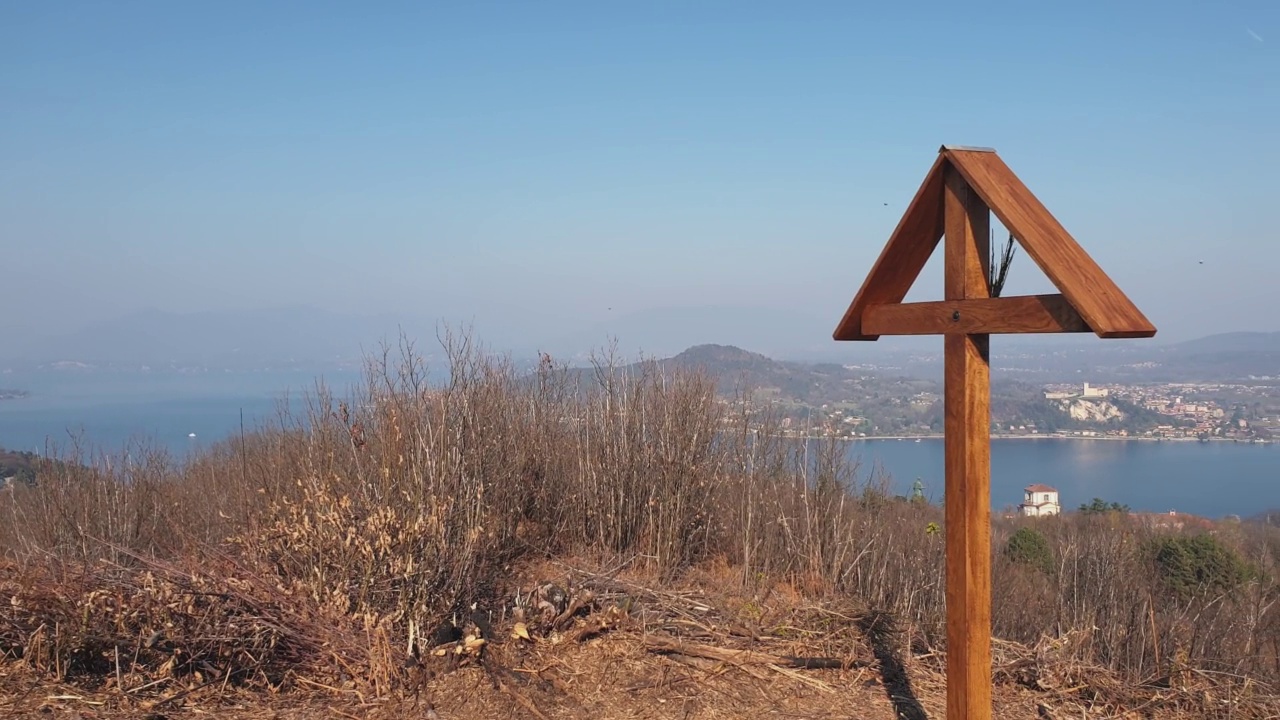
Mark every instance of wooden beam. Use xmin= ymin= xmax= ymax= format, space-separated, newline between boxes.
xmin=832 ymin=155 xmax=947 ymax=341
xmin=862 ymin=294 xmax=1090 ymax=336
xmin=943 ymin=166 xmax=993 ymax=720
xmin=943 ymin=149 xmax=1156 ymax=339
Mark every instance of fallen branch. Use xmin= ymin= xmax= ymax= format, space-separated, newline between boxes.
xmin=567 ymin=606 xmax=626 ymax=643
xmin=767 ymin=663 xmax=836 ymax=693
xmin=642 ymin=637 xmax=870 ymax=671
xmin=552 ymin=589 xmax=595 ymax=630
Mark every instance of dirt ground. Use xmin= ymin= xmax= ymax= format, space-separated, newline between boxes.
xmin=0 ymin=637 xmax=1044 ymax=720
xmin=0 ymin=558 xmax=1267 ymax=719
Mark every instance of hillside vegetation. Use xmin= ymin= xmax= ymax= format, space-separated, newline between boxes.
xmin=0 ymin=449 xmax=39 ymax=485
xmin=614 ymin=344 xmax=1165 ymax=436
xmin=2 ymin=333 xmax=1279 ymax=718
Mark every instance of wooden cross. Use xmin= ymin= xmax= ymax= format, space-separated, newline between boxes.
xmin=833 ymin=145 xmax=1155 ymax=720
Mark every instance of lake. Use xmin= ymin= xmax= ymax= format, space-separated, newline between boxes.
xmin=1 ymin=372 xmax=1276 ymax=518
xmin=0 ymin=369 xmax=363 ymax=457
xmin=850 ymin=437 xmax=1278 ymax=519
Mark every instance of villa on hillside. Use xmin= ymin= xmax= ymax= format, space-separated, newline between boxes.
xmin=1020 ymin=484 xmax=1061 ymax=517
xmin=1044 ymin=382 xmax=1109 ymax=400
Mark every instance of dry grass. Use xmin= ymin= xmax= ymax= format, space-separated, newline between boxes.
xmin=2 ymin=327 xmax=1280 ymax=717
xmin=3 ymin=555 xmax=1275 ymax=719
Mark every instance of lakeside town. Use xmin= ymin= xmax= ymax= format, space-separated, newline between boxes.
xmin=746 ymin=379 xmax=1280 ymax=443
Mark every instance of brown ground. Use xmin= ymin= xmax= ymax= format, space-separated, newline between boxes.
xmin=0 ymin=557 xmax=1269 ymax=719
xmin=0 ymin=637 xmax=1033 ymax=720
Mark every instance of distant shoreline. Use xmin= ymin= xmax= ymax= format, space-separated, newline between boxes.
xmin=825 ymin=434 xmax=1267 ymax=445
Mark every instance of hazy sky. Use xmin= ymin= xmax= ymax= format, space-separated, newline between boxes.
xmin=2 ymin=1 xmax=1276 ymax=349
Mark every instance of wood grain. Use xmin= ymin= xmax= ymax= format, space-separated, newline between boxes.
xmin=944 ymin=165 xmax=993 ymax=720
xmin=862 ymin=294 xmax=1090 ymax=335
xmin=832 ymin=155 xmax=946 ymax=341
xmin=943 ymin=149 xmax=1156 ymax=339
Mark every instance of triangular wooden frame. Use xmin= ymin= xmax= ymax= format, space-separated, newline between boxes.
xmin=831 ymin=146 xmax=1155 ymax=720
xmin=833 ymin=146 xmax=1156 ymax=341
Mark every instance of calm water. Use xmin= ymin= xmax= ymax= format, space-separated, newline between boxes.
xmin=2 ymin=373 xmax=1277 ymax=518
xmin=0 ymin=370 xmax=363 ymax=457
xmin=853 ymin=438 xmax=1279 ymax=519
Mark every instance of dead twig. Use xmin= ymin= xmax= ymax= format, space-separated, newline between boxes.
xmin=643 ymin=637 xmax=869 ymax=671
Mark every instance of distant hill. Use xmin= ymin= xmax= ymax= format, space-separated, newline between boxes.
xmin=584 ymin=344 xmax=1219 ymax=437
xmin=1130 ymin=332 xmax=1280 ymax=381
xmin=7 ymin=301 xmax=1279 ymax=383
xmin=574 ymin=343 xmax=894 ymax=406
xmin=579 ymin=335 xmax=1280 ymax=407
xmin=1169 ymin=332 xmax=1280 ymax=355
xmin=666 ymin=344 xmax=775 ymax=374
xmin=664 ymin=344 xmax=847 ymax=402
xmin=0 ymin=448 xmax=40 ymax=484
xmin=971 ymin=332 xmax=1280 ymax=383
xmin=540 ymin=305 xmax=887 ymax=364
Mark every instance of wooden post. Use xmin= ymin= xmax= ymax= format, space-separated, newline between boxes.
xmin=943 ymin=166 xmax=992 ymax=720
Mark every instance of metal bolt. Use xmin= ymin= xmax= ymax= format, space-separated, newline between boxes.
xmin=952 ymin=311 xmax=961 ymax=321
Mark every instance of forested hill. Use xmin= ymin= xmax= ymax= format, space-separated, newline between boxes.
xmin=575 ymin=344 xmax=1187 ymax=437
xmin=661 ymin=344 xmax=865 ymax=404
xmin=0 ymin=448 xmax=40 ymax=484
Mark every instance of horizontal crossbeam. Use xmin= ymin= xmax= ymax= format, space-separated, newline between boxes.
xmin=862 ymin=294 xmax=1091 ymax=335
xmin=944 ymin=150 xmax=1156 ymax=338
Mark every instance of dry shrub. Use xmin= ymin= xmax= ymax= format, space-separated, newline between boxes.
xmin=0 ymin=440 xmax=179 ymax=563
xmin=0 ymin=556 xmax=383 ymax=694
xmin=989 ymin=514 xmax=1280 ymax=686
xmin=2 ymin=326 xmax=1280 ymax=698
xmin=719 ymin=405 xmax=944 ymax=646
xmin=235 ymin=333 xmax=534 ymax=624
xmin=228 ymin=334 xmax=732 ymax=626
xmin=567 ymin=349 xmax=725 ymax=572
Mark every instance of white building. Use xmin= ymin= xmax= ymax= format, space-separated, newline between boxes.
xmin=1020 ymin=484 xmax=1061 ymax=517
xmin=1044 ymin=382 xmax=1109 ymax=400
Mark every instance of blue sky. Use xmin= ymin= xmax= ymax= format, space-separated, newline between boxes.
xmin=2 ymin=0 xmax=1276 ymax=351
